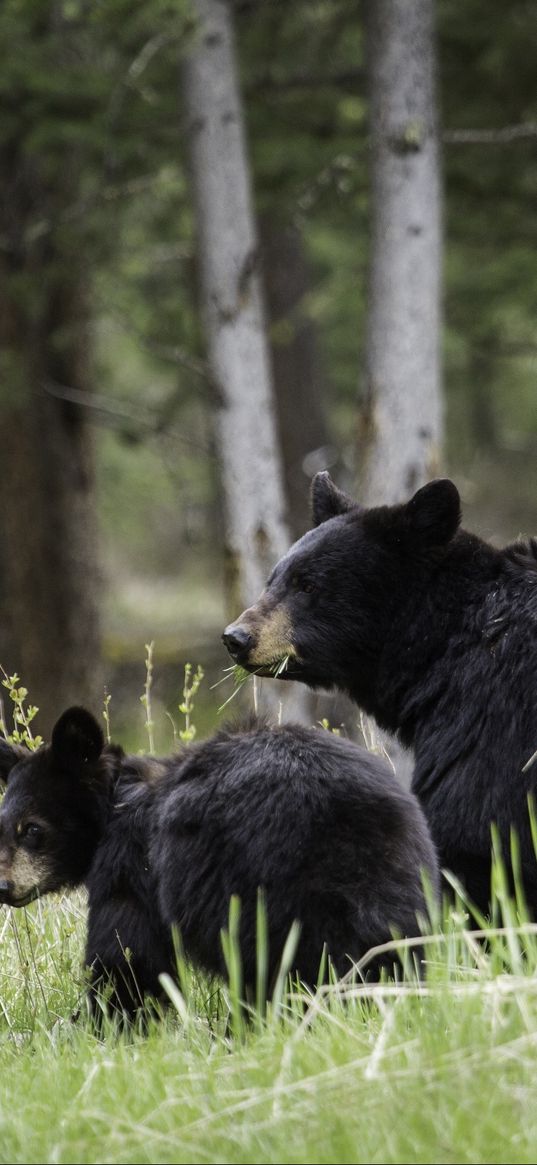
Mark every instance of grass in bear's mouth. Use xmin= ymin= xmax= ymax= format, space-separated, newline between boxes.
xmin=212 ymin=664 xmax=254 ymax=712
xmin=212 ymin=657 xmax=291 ymax=713
xmin=271 ymin=654 xmax=291 ymax=678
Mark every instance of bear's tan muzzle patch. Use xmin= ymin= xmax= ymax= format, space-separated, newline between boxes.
xmin=8 ymin=849 xmax=51 ymax=905
xmin=248 ymin=605 xmax=296 ymax=669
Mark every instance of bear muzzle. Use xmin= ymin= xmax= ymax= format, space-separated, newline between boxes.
xmin=222 ymin=624 xmax=254 ymax=661
xmin=222 ymin=604 xmax=302 ymax=678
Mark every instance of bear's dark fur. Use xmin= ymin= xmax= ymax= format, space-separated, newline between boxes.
xmin=223 ymin=473 xmax=537 ymax=916
xmin=0 ymin=707 xmax=437 ymax=1017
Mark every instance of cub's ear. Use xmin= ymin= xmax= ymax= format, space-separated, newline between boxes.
xmin=51 ymin=707 xmax=104 ymax=769
xmin=405 ymin=479 xmax=461 ymax=546
xmin=311 ymin=472 xmax=356 ymax=527
xmin=0 ymin=738 xmax=25 ymax=785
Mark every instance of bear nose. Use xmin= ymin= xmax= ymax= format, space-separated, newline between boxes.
xmin=222 ymin=625 xmax=254 ymax=658
xmin=0 ymin=879 xmax=14 ymax=904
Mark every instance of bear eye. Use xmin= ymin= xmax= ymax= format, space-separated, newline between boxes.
xmin=291 ymin=575 xmax=316 ymax=595
xmin=22 ymin=822 xmax=43 ymax=841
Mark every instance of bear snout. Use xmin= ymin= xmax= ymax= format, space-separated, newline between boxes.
xmin=222 ymin=623 xmax=255 ymax=660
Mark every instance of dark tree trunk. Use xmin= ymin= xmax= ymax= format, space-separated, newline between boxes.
xmin=0 ymin=159 xmax=102 ymax=737
xmin=260 ymin=217 xmax=329 ymax=539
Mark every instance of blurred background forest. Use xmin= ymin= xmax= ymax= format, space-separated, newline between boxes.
xmin=1 ymin=0 xmax=537 ymax=749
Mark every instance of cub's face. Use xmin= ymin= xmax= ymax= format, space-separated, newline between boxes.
xmin=0 ymin=708 xmax=107 ymax=907
xmin=222 ymin=473 xmax=462 ymax=703
xmin=0 ymin=746 xmax=63 ymax=906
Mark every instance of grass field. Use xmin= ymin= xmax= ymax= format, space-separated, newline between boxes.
xmin=1 ymin=671 xmax=537 ymax=1164
xmin=1 ymin=886 xmax=537 ymax=1165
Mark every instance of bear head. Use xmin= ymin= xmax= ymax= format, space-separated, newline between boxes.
xmin=222 ymin=472 xmax=461 ymax=708
xmin=0 ymin=707 xmax=110 ymax=906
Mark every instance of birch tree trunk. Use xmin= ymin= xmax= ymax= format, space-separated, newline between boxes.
xmin=182 ymin=0 xmax=308 ymax=721
xmin=362 ymin=0 xmax=443 ymax=783
xmin=363 ymin=0 xmax=443 ymax=506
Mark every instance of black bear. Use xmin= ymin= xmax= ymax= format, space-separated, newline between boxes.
xmin=223 ymin=472 xmax=537 ymax=917
xmin=0 ymin=707 xmax=437 ymax=1018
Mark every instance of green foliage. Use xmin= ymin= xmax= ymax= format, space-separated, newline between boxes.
xmin=440 ymin=0 xmax=537 ymax=466
xmin=318 ymin=717 xmax=341 ymax=736
xmin=0 ymin=0 xmax=187 ymax=165
xmin=239 ymin=0 xmax=367 ymax=419
xmin=0 ymin=0 xmax=192 ymax=345
xmin=2 ymin=0 xmax=537 ymax=622
xmin=0 ymin=667 xmax=42 ymax=750
xmin=176 ymin=661 xmax=204 ymax=745
xmin=3 ymin=0 xmax=533 ymax=626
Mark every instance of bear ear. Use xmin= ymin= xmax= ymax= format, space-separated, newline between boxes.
xmin=51 ymin=707 xmax=104 ymax=770
xmin=311 ymin=472 xmax=356 ymax=527
xmin=0 ymin=738 xmax=24 ymax=786
xmin=405 ymin=479 xmax=461 ymax=546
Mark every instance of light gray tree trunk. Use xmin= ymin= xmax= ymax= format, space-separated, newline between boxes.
xmin=363 ymin=0 xmax=443 ymax=506
xmin=362 ymin=0 xmax=443 ymax=783
xmin=182 ymin=0 xmax=308 ymax=722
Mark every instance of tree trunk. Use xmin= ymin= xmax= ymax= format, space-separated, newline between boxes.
xmin=0 ymin=158 xmax=102 ymax=738
xmin=363 ymin=0 xmax=443 ymax=505
xmin=260 ymin=216 xmax=329 ymax=540
xmin=181 ymin=0 xmax=308 ymax=721
xmin=362 ymin=0 xmax=443 ymax=783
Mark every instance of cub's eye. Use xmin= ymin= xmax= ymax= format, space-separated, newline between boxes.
xmin=301 ymin=581 xmax=316 ymax=594
xmin=22 ymin=822 xmax=43 ymax=841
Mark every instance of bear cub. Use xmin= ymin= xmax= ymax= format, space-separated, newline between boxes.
xmin=0 ymin=708 xmax=438 ymax=1018
xmin=223 ymin=472 xmax=537 ymax=917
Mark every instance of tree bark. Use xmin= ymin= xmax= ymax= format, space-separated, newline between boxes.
xmin=363 ymin=0 xmax=443 ymax=505
xmin=0 ymin=0 xmax=103 ymax=739
xmin=181 ymin=0 xmax=308 ymax=721
xmin=362 ymin=0 xmax=443 ymax=783
xmin=0 ymin=156 xmax=102 ymax=737
xmin=260 ymin=216 xmax=329 ymax=540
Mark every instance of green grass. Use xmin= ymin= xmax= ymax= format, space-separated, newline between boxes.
xmin=2 ymin=675 xmax=537 ymax=1163
xmin=2 ymin=890 xmax=537 ymax=1163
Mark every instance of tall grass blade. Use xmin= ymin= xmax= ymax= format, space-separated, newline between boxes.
xmin=220 ymin=895 xmax=245 ymax=1040
xmin=270 ymin=920 xmax=301 ymax=1023
xmin=255 ymin=888 xmax=269 ymax=1025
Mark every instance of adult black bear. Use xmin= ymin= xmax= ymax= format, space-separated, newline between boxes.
xmin=223 ymin=473 xmax=537 ymax=916
xmin=0 ymin=707 xmax=437 ymax=1018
